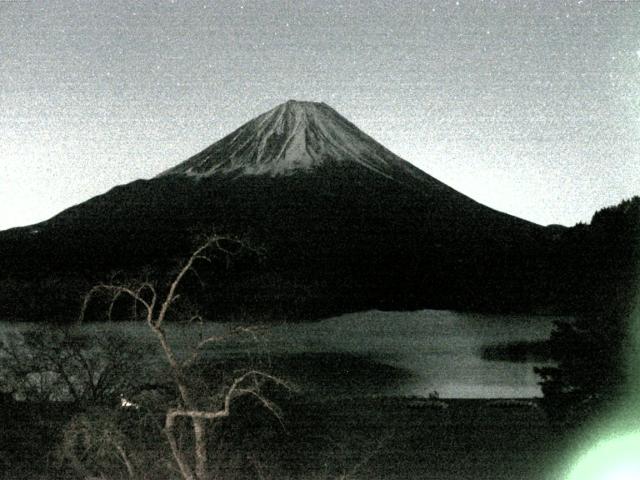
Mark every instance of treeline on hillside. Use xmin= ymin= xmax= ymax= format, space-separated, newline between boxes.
xmin=536 ymin=196 xmax=640 ymax=426
xmin=548 ymin=196 xmax=640 ymax=316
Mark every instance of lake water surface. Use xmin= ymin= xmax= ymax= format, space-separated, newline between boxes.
xmin=0 ymin=310 xmax=561 ymax=399
xmin=263 ymin=310 xmax=559 ymax=398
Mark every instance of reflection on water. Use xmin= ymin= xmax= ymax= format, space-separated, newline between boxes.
xmin=0 ymin=310 xmax=563 ymax=399
xmin=263 ymin=310 xmax=559 ymax=398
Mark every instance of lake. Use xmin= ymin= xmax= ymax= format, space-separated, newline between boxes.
xmin=0 ymin=309 xmax=561 ymax=399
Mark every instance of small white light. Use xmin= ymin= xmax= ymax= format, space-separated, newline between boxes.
xmin=119 ymin=394 xmax=139 ymax=409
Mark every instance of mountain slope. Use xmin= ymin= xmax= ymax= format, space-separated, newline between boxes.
xmin=161 ymin=100 xmax=418 ymax=178
xmin=0 ymin=101 xmax=555 ymax=322
xmin=158 ymin=100 xmax=489 ymax=200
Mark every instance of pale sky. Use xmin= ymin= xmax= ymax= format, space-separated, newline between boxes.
xmin=1 ymin=0 xmax=639 ymax=230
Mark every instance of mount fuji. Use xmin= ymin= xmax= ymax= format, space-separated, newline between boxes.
xmin=0 ymin=100 xmax=554 ymax=321
xmin=162 ymin=100 xmax=436 ymax=182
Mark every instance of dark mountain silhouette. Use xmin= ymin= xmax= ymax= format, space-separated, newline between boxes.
xmin=0 ymin=101 xmax=575 ymax=322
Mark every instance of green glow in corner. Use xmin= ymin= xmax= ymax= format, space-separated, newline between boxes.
xmin=561 ymin=294 xmax=640 ymax=480
xmin=566 ymin=433 xmax=640 ymax=480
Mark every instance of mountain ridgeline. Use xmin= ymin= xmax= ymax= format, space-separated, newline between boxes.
xmin=0 ymin=101 xmax=637 ymax=322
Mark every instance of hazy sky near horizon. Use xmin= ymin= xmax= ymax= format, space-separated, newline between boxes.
xmin=1 ymin=0 xmax=639 ymax=230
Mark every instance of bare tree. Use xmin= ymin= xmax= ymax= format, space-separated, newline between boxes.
xmin=61 ymin=408 xmax=138 ymax=480
xmin=0 ymin=327 xmax=145 ymax=404
xmin=81 ymin=235 xmax=290 ymax=480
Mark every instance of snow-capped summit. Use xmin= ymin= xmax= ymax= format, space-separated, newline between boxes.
xmin=159 ymin=100 xmax=414 ymax=178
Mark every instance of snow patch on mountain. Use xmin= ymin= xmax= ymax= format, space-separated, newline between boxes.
xmin=159 ymin=100 xmax=415 ymax=179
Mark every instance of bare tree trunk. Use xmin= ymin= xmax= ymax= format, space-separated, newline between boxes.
xmin=153 ymin=326 xmax=205 ymax=479
xmin=114 ymin=443 xmax=137 ymax=480
xmin=193 ymin=418 xmax=208 ymax=480
xmin=165 ymin=414 xmax=196 ymax=480
xmin=150 ymin=321 xmax=212 ymax=479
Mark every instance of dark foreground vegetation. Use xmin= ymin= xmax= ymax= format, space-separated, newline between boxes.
xmin=0 ymin=319 xmax=565 ymax=479
xmin=536 ymin=197 xmax=640 ymax=428
xmin=1 ymin=393 xmax=565 ymax=480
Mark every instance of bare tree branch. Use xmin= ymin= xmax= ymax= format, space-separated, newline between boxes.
xmin=76 ymin=235 xmax=286 ymax=480
xmin=81 ymin=284 xmax=155 ymax=324
xmin=113 ymin=443 xmax=137 ymax=480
